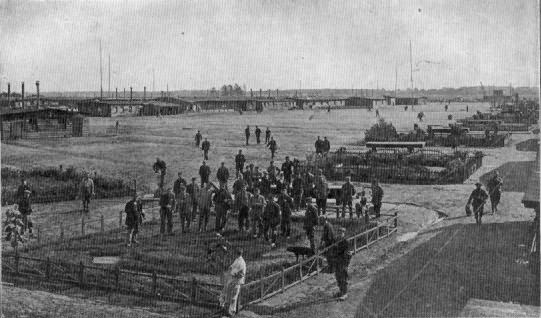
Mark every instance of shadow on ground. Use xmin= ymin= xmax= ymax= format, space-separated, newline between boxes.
xmin=516 ymin=139 xmax=539 ymax=152
xmin=479 ymin=161 xmax=537 ymax=192
xmin=356 ymin=221 xmax=539 ymax=318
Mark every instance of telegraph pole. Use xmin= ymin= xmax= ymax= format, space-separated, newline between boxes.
xmin=108 ymin=54 xmax=111 ymax=98
xmin=99 ymin=40 xmax=103 ymax=99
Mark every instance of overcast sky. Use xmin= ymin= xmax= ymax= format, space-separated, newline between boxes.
xmin=0 ymin=0 xmax=539 ymax=92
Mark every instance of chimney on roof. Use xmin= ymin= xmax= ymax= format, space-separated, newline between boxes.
xmin=143 ymin=86 xmax=147 ymax=101
xmin=7 ymin=82 xmax=10 ymax=107
xmin=268 ymin=89 xmax=270 ymax=98
xmin=21 ymin=82 xmax=25 ymax=109
xmin=259 ymin=89 xmax=262 ymax=98
xmin=115 ymin=87 xmax=118 ymax=99
xmin=36 ymin=81 xmax=40 ymax=108
xmin=276 ymin=89 xmax=278 ymax=98
xmin=250 ymin=89 xmax=253 ymax=98
xmin=130 ymin=87 xmax=133 ymax=105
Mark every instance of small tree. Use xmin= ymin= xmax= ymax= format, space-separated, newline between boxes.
xmin=365 ymin=118 xmax=398 ymax=141
xmin=3 ymin=205 xmax=27 ymax=252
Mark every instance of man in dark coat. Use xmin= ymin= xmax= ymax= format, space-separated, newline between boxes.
xmin=199 ymin=161 xmax=211 ymax=188
xmin=195 ymin=130 xmax=202 ymax=147
xmin=153 ymin=157 xmax=167 ymax=190
xmin=125 ymin=196 xmax=143 ymax=246
xmin=323 ymin=137 xmax=330 ymax=154
xmin=315 ymin=136 xmax=323 ymax=154
xmin=281 ymin=156 xmax=294 ymax=186
xmin=235 ymin=150 xmax=246 ymax=178
xmin=314 ymin=169 xmax=329 ymax=216
xmin=487 ymin=171 xmax=503 ymax=214
xmin=217 ymin=162 xmax=230 ymax=189
xmin=186 ymin=177 xmax=200 ymax=222
xmin=267 ymin=137 xmax=277 ymax=159
xmin=267 ymin=161 xmax=279 ymax=184
xmin=304 ymin=202 xmax=318 ymax=252
xmin=265 ymin=127 xmax=271 ymax=145
xmin=213 ymin=184 xmax=232 ymax=234
xmin=371 ymin=179 xmax=384 ymax=218
xmin=245 ymin=125 xmax=250 ymax=145
xmin=159 ymin=188 xmax=176 ymax=239
xmin=243 ymin=164 xmax=254 ymax=192
xmin=291 ymin=172 xmax=304 ymax=212
xmin=232 ymin=174 xmax=246 ymax=196
xmin=319 ymin=216 xmax=335 ymax=272
xmin=255 ymin=126 xmax=262 ymax=144
xmin=18 ymin=189 xmax=33 ymax=236
xmin=173 ymin=172 xmax=187 ymax=197
xmin=235 ymin=184 xmax=252 ymax=232
xmin=467 ymin=182 xmax=489 ymax=225
xmin=332 ymin=227 xmax=350 ymax=301
xmin=341 ymin=177 xmax=356 ymax=218
xmin=262 ymin=196 xmax=281 ymax=248
xmin=176 ymin=183 xmax=191 ymax=232
xmin=201 ymin=138 xmax=211 ymax=160
xmin=277 ymin=188 xmax=293 ymax=238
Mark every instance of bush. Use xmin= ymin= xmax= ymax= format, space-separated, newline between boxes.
xmin=365 ymin=118 xmax=398 ymax=141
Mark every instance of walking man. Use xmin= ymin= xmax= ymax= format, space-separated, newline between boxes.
xmin=235 ymin=150 xmax=246 ymax=178
xmin=319 ymin=215 xmax=335 ymax=272
xmin=265 ymin=127 xmax=271 ymax=145
xmin=281 ymin=156 xmax=294 ymax=186
xmin=186 ymin=177 xmax=200 ymax=222
xmin=235 ymin=184 xmax=252 ymax=232
xmin=314 ymin=169 xmax=329 ymax=216
xmin=291 ymin=172 xmax=304 ymax=212
xmin=487 ymin=171 xmax=503 ymax=214
xmin=159 ymin=188 xmax=176 ymax=239
xmin=262 ymin=196 xmax=281 ymax=248
xmin=176 ymin=183 xmax=190 ymax=232
xmin=249 ymin=188 xmax=266 ymax=238
xmin=341 ymin=177 xmax=356 ymax=218
xmin=304 ymin=202 xmax=318 ymax=252
xmin=202 ymin=138 xmax=211 ymax=160
xmin=371 ymin=179 xmax=384 ymax=218
xmin=467 ymin=182 xmax=489 ymax=225
xmin=124 ymin=195 xmax=143 ymax=247
xmin=217 ymin=162 xmax=230 ymax=189
xmin=219 ymin=248 xmax=246 ymax=317
xmin=199 ymin=161 xmax=211 ymax=188
xmin=267 ymin=161 xmax=279 ymax=184
xmin=18 ymin=189 xmax=33 ymax=236
xmin=332 ymin=227 xmax=350 ymax=301
xmin=79 ymin=172 xmax=95 ymax=213
xmin=198 ymin=183 xmax=214 ymax=232
xmin=323 ymin=137 xmax=331 ymax=154
xmin=195 ymin=130 xmax=202 ymax=147
xmin=245 ymin=125 xmax=250 ymax=145
xmin=173 ymin=172 xmax=187 ymax=197
xmin=315 ymin=136 xmax=323 ymax=154
xmin=243 ymin=164 xmax=254 ymax=192
xmin=153 ymin=157 xmax=167 ymax=190
xmin=278 ymin=188 xmax=293 ymax=239
xmin=267 ymin=137 xmax=277 ymax=159
xmin=255 ymin=126 xmax=262 ymax=144
xmin=214 ymin=184 xmax=232 ymax=235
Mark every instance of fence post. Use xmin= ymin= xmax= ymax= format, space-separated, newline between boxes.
xmin=81 ymin=216 xmax=85 ymax=236
xmin=191 ymin=277 xmax=197 ymax=303
xmin=353 ymin=234 xmax=357 ymax=253
xmin=60 ymin=223 xmax=64 ymax=240
xmin=299 ymin=258 xmax=303 ymax=281
xmin=316 ymin=249 xmax=320 ymax=275
xmin=376 ymin=224 xmax=379 ymax=241
xmin=394 ymin=212 xmax=398 ymax=228
xmin=365 ymin=231 xmax=369 ymax=246
xmin=45 ymin=257 xmax=51 ymax=280
xmin=152 ymin=271 xmax=157 ymax=297
xmin=281 ymin=267 xmax=285 ymax=293
xmin=119 ymin=210 xmax=122 ymax=228
xmin=336 ymin=207 xmax=340 ymax=219
xmin=100 ymin=214 xmax=104 ymax=232
xmin=260 ymin=267 xmax=264 ymax=299
xmin=114 ymin=267 xmax=120 ymax=291
xmin=78 ymin=261 xmax=84 ymax=286
xmin=37 ymin=225 xmax=41 ymax=243
xmin=15 ymin=253 xmax=19 ymax=274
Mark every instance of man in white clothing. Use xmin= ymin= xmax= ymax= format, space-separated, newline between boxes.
xmin=219 ymin=248 xmax=246 ymax=317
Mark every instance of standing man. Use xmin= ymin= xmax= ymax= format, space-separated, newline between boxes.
xmin=371 ymin=179 xmax=384 ymax=218
xmin=79 ymin=172 xmax=95 ymax=213
xmin=213 ymin=184 xmax=232 ymax=235
xmin=319 ymin=216 xmax=335 ymax=272
xmin=255 ymin=126 xmax=262 ymax=144
xmin=232 ymin=174 xmax=246 ymax=197
xmin=198 ymin=182 xmax=214 ymax=232
xmin=291 ymin=172 xmax=304 ymax=212
xmin=153 ymin=158 xmax=167 ymax=190
xmin=341 ymin=177 xmax=356 ymax=218
xmin=249 ymin=188 xmax=266 ymax=238
xmin=201 ymin=138 xmax=211 ymax=160
xmin=173 ymin=172 xmax=187 ymax=197
xmin=323 ymin=137 xmax=331 ymax=154
xmin=245 ymin=125 xmax=250 ymax=146
xmin=267 ymin=137 xmax=277 ymax=159
xmin=244 ymin=164 xmax=255 ymax=192
xmin=267 ymin=161 xmax=279 ymax=183
xmin=281 ymin=156 xmax=294 ymax=186
xmin=304 ymin=202 xmax=318 ymax=252
xmin=159 ymin=187 xmax=176 ymax=239
xmin=265 ymin=127 xmax=271 ymax=145
xmin=332 ymin=227 xmax=350 ymax=301
xmin=18 ymin=189 xmax=33 ymax=236
xmin=262 ymin=196 xmax=281 ymax=248
xmin=235 ymin=184 xmax=252 ymax=233
xmin=314 ymin=169 xmax=329 ymax=216
xmin=487 ymin=171 xmax=503 ymax=214
xmin=124 ymin=195 xmax=143 ymax=247
xmin=219 ymin=248 xmax=246 ymax=318
xmin=199 ymin=161 xmax=211 ymax=188
xmin=195 ymin=130 xmax=202 ymax=147
xmin=277 ymin=188 xmax=293 ymax=239
xmin=467 ymin=182 xmax=489 ymax=225
xmin=217 ymin=162 xmax=230 ymax=189
xmin=176 ymin=183 xmax=190 ymax=233
xmin=315 ymin=136 xmax=323 ymax=155
xmin=235 ymin=150 xmax=246 ymax=178
xmin=186 ymin=177 xmax=200 ymax=223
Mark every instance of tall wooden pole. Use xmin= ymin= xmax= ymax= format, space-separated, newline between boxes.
xmin=100 ymin=40 xmax=103 ymax=99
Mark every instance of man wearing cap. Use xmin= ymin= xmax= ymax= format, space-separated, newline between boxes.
xmin=267 ymin=137 xmax=277 ymax=159
xmin=153 ymin=157 xmax=167 ymax=190
xmin=304 ymin=201 xmax=318 ymax=252
xmin=467 ymin=182 xmax=489 ymax=225
xmin=235 ymin=184 xmax=252 ymax=233
xmin=255 ymin=126 xmax=262 ymax=144
xmin=267 ymin=161 xmax=278 ymax=184
xmin=332 ymin=227 xmax=350 ymax=301
xmin=314 ymin=169 xmax=329 ymax=216
xmin=201 ymin=138 xmax=211 ymax=160
xmin=176 ymin=183 xmax=191 ymax=233
xmin=281 ymin=156 xmax=294 ymax=186
xmin=249 ymin=188 xmax=266 ymax=238
xmin=213 ymin=184 xmax=232 ymax=234
xmin=487 ymin=171 xmax=503 ymax=214
xmin=125 ymin=195 xmax=143 ymax=246
xmin=19 ymin=188 xmax=34 ymax=236
xmin=234 ymin=150 xmax=246 ymax=179
xmin=245 ymin=125 xmax=250 ymax=146
xmin=219 ymin=248 xmax=246 ymax=317
xmin=159 ymin=187 xmax=176 ymax=238
xmin=315 ymin=136 xmax=323 ymax=155
xmin=265 ymin=127 xmax=271 ymax=145
xmin=16 ymin=178 xmax=31 ymax=204
xmin=259 ymin=172 xmax=271 ymax=198
xmin=323 ymin=137 xmax=331 ymax=154
xmin=319 ymin=215 xmax=335 ymax=272
xmin=341 ymin=177 xmax=356 ymax=218
xmin=79 ymin=172 xmax=95 ymax=213
xmin=173 ymin=172 xmax=187 ymax=197
xmin=262 ymin=196 xmax=281 ymax=248
xmin=232 ymin=174 xmax=246 ymax=197
xmin=198 ymin=183 xmax=214 ymax=232
xmin=195 ymin=130 xmax=202 ymax=147
xmin=243 ymin=164 xmax=255 ymax=192
xmin=292 ymin=172 xmax=304 ymax=212
xmin=186 ymin=178 xmax=200 ymax=222
xmin=217 ymin=162 xmax=230 ymax=189
xmin=199 ymin=161 xmax=211 ymax=188
xmin=277 ymin=188 xmax=294 ymax=239
xmin=371 ymin=179 xmax=384 ymax=218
